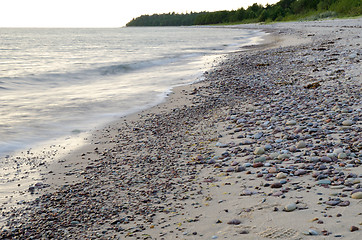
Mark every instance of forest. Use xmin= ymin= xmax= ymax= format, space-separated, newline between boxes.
xmin=126 ymin=0 xmax=361 ymax=26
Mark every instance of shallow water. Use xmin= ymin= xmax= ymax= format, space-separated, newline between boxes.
xmin=0 ymin=27 xmax=264 ymax=156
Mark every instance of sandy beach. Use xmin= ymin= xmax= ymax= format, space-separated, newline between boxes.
xmin=0 ymin=18 xmax=361 ymax=239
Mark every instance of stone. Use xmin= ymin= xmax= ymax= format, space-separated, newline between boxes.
xmin=351 ymin=192 xmax=362 ymax=199
xmin=317 ymin=179 xmax=331 ymax=185
xmin=254 ymin=156 xmax=266 ymax=163
xmin=254 ymin=147 xmax=265 ymax=155
xmin=286 ymin=120 xmax=297 ymax=126
xmin=342 ymin=120 xmax=353 ymax=126
xmin=284 ymin=203 xmax=297 ymax=212
xmin=277 ymin=154 xmax=290 ymax=160
xmin=276 ymin=172 xmax=287 ymax=179
xmin=333 ymin=148 xmax=344 ymax=154
xmin=227 ymin=219 xmax=241 ymax=225
xmin=338 ymin=153 xmax=347 ymax=159
xmin=296 ymin=141 xmax=307 ymax=149
xmin=350 ymin=226 xmax=359 ymax=232
xmin=271 ymin=182 xmax=283 ymax=188
xmin=269 ymin=167 xmax=278 ymax=173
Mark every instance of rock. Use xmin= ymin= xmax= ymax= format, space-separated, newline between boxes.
xmin=264 ymin=144 xmax=272 ymax=150
xmin=338 ymin=201 xmax=350 ymax=207
xmin=276 ymin=172 xmax=287 ymax=179
xmin=235 ymin=166 xmax=246 ymax=172
xmin=342 ymin=120 xmax=354 ymax=126
xmin=338 ymin=153 xmax=347 ymax=159
xmin=308 ymin=229 xmax=319 ymax=235
xmin=271 ymin=182 xmax=283 ymax=188
xmin=269 ymin=167 xmax=278 ymax=173
xmin=320 ymin=156 xmax=332 ymax=163
xmin=253 ymin=132 xmax=263 ymax=139
xmin=333 ymin=148 xmax=344 ymax=155
xmin=296 ymin=141 xmax=307 ymax=149
xmin=277 ymin=154 xmax=290 ymax=160
xmin=326 ymin=200 xmax=340 ymax=206
xmin=227 ymin=219 xmax=241 ymax=225
xmin=253 ymin=162 xmax=264 ymax=168
xmin=254 ymin=156 xmax=266 ymax=163
xmin=317 ymin=179 xmax=331 ymax=185
xmin=286 ymin=120 xmax=297 ymax=126
xmin=304 ymin=82 xmax=321 ymax=89
xmin=350 ymin=226 xmax=359 ymax=232
xmin=254 ymin=147 xmax=265 ymax=155
xmin=351 ymin=192 xmax=362 ymax=199
xmin=284 ymin=203 xmax=297 ymax=212
xmin=294 ymin=169 xmax=307 ymax=176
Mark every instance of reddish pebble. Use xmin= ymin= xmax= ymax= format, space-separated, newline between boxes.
xmin=253 ymin=162 xmax=263 ymax=168
xmin=271 ymin=183 xmax=283 ymax=188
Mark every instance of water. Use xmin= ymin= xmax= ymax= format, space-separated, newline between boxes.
xmin=0 ymin=27 xmax=264 ymax=156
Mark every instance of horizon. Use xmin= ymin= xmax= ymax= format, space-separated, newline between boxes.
xmin=0 ymin=0 xmax=278 ymax=28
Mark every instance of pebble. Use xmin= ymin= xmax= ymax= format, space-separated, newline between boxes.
xmin=317 ymin=179 xmax=331 ymax=185
xmin=271 ymin=182 xmax=283 ymax=188
xmin=342 ymin=120 xmax=354 ymax=126
xmin=284 ymin=203 xmax=297 ymax=212
xmin=351 ymin=192 xmax=362 ymax=199
xmin=276 ymin=172 xmax=287 ymax=179
xmin=350 ymin=226 xmax=359 ymax=232
xmin=227 ymin=219 xmax=241 ymax=225
xmin=338 ymin=153 xmax=347 ymax=159
xmin=286 ymin=120 xmax=297 ymax=126
xmin=254 ymin=147 xmax=265 ymax=155
xmin=296 ymin=141 xmax=307 ymax=149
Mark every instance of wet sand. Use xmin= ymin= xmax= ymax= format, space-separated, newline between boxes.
xmin=0 ymin=18 xmax=361 ymax=239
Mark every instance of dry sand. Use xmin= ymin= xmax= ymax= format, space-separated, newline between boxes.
xmin=0 ymin=18 xmax=361 ymax=239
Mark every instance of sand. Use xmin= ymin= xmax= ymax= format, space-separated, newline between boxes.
xmin=0 ymin=18 xmax=361 ymax=239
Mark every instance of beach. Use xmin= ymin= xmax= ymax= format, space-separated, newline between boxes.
xmin=0 ymin=18 xmax=361 ymax=239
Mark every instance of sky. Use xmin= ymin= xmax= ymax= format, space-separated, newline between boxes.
xmin=0 ymin=0 xmax=279 ymax=28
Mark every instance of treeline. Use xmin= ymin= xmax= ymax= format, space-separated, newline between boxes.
xmin=126 ymin=0 xmax=361 ymax=26
xmin=195 ymin=0 xmax=361 ymax=25
xmin=126 ymin=12 xmax=202 ymax=26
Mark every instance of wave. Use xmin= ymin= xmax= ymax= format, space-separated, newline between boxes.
xmin=0 ymin=55 xmax=190 ymax=90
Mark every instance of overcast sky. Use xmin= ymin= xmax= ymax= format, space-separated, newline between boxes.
xmin=0 ymin=0 xmax=279 ymax=27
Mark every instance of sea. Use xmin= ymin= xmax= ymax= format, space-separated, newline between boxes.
xmin=0 ymin=27 xmax=265 ymax=157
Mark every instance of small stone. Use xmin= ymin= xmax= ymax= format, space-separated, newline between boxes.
xmin=253 ymin=162 xmax=264 ymax=168
xmin=308 ymin=229 xmax=319 ymax=235
xmin=276 ymin=172 xmax=287 ymax=179
xmin=317 ymin=179 xmax=331 ymax=185
xmin=286 ymin=120 xmax=297 ymax=126
xmin=338 ymin=153 xmax=347 ymax=159
xmin=351 ymin=192 xmax=362 ymax=199
xmin=333 ymin=148 xmax=344 ymax=154
xmin=284 ymin=203 xmax=297 ymax=212
xmin=269 ymin=167 xmax=278 ymax=173
xmin=296 ymin=141 xmax=307 ymax=149
xmin=350 ymin=226 xmax=359 ymax=232
xmin=254 ymin=147 xmax=265 ymax=155
xmin=271 ymin=182 xmax=283 ymax=188
xmin=277 ymin=154 xmax=290 ymax=160
xmin=326 ymin=200 xmax=340 ymax=206
xmin=342 ymin=120 xmax=354 ymax=126
xmin=294 ymin=169 xmax=307 ymax=176
xmin=254 ymin=156 xmax=266 ymax=163
xmin=227 ymin=219 xmax=241 ymax=225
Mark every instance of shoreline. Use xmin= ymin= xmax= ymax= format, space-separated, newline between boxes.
xmin=1 ymin=18 xmax=361 ymax=239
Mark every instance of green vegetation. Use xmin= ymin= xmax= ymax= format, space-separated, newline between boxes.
xmin=126 ymin=0 xmax=362 ymax=26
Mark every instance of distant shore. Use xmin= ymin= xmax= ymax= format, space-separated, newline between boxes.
xmin=1 ymin=18 xmax=361 ymax=239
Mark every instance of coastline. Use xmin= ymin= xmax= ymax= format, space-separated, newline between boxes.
xmin=1 ymin=18 xmax=361 ymax=239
